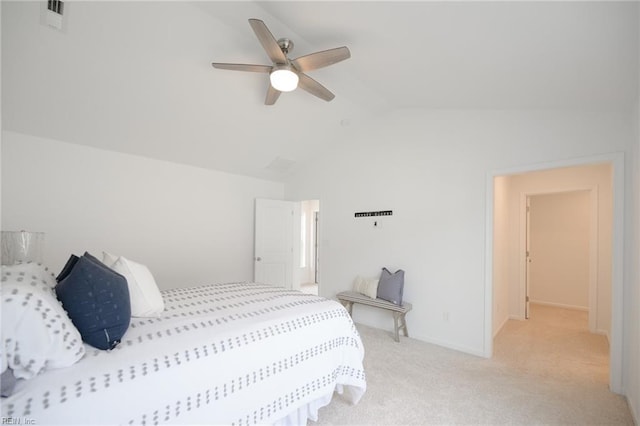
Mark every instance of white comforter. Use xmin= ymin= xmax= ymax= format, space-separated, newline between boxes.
xmin=1 ymin=282 xmax=366 ymax=425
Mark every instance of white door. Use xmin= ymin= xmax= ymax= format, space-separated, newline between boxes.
xmin=254 ymin=198 xmax=295 ymax=289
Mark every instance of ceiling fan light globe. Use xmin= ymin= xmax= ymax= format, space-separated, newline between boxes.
xmin=270 ymin=69 xmax=299 ymax=92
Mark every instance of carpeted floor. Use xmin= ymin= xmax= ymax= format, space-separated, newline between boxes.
xmin=315 ymin=304 xmax=633 ymax=425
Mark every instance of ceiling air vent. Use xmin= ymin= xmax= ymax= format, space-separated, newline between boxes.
xmin=45 ymin=0 xmax=64 ymax=30
xmin=266 ymin=157 xmax=296 ymax=174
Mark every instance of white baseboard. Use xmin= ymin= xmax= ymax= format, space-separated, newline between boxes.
xmin=591 ymin=328 xmax=610 ymax=343
xmin=409 ymin=331 xmax=486 ymax=358
xmin=493 ymin=315 xmax=510 ymax=338
xmin=353 ymin=321 xmax=486 ymax=358
xmin=530 ymin=300 xmax=588 ymax=311
xmin=626 ymin=395 xmax=639 ymax=426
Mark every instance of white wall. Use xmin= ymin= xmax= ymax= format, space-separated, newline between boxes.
xmin=504 ymin=164 xmax=612 ymax=335
xmin=529 ymin=191 xmax=590 ymax=309
xmin=285 ymin=108 xmax=632 ymax=356
xmin=1 ymin=131 xmax=284 ymax=289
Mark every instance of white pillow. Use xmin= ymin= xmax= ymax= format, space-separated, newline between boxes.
xmin=1 ymin=273 xmax=85 ymax=380
xmin=102 ymin=251 xmax=119 ymax=266
xmin=107 ymin=255 xmax=164 ymax=318
xmin=353 ymin=275 xmax=379 ymax=299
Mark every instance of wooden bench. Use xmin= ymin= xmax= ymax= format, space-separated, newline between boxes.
xmin=336 ymin=291 xmax=412 ymax=342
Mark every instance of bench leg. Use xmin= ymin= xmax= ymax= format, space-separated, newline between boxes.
xmin=401 ymin=313 xmax=409 ymax=337
xmin=392 ymin=312 xmax=409 ymax=342
xmin=393 ymin=312 xmax=401 ymax=342
xmin=340 ymin=300 xmax=354 ymax=316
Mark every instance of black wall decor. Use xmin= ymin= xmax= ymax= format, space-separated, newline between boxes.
xmin=354 ymin=210 xmax=393 ymax=218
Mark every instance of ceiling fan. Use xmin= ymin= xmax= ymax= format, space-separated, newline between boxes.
xmin=212 ymin=19 xmax=351 ymax=105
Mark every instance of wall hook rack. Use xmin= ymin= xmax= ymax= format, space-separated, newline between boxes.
xmin=354 ymin=210 xmax=393 ymax=218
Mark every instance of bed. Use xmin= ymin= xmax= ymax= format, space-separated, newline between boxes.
xmin=1 ymin=278 xmax=366 ymax=425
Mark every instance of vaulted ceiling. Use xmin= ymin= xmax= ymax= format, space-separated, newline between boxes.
xmin=2 ymin=1 xmax=638 ymax=181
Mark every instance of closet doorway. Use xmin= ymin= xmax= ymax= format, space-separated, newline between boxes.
xmin=526 ymin=190 xmax=592 ymax=320
xmin=299 ymin=200 xmax=320 ymax=295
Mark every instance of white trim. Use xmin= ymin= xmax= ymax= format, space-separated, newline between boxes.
xmin=518 ymin=192 xmax=526 ymax=319
xmin=589 ymin=187 xmax=599 ymax=332
xmin=591 ymin=328 xmax=610 ymax=343
xmin=292 ymin=202 xmax=301 ymax=291
xmin=484 ymin=173 xmax=494 ymax=357
xmin=485 ymin=152 xmax=625 ymax=394
xmin=530 ymin=300 xmax=588 ymax=312
xmin=493 ymin=315 xmax=510 ymax=338
xmin=410 ymin=331 xmax=486 ymax=358
xmin=609 ymin=153 xmax=624 ymax=393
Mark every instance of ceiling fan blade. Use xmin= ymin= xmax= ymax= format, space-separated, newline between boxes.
xmin=211 ymin=63 xmax=271 ymax=73
xmin=298 ymin=73 xmax=335 ymax=102
xmin=248 ymin=19 xmax=287 ymax=65
xmin=265 ymin=85 xmax=281 ymax=106
xmin=292 ymin=46 xmax=351 ymax=72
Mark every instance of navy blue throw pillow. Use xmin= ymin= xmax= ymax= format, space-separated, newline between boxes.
xmin=56 ymin=254 xmax=79 ymax=283
xmin=55 ymin=254 xmax=131 ymax=350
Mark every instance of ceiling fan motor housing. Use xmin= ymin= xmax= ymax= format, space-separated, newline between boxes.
xmin=277 ymin=38 xmax=294 ymax=56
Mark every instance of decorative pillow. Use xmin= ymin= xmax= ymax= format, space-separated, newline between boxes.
xmin=55 ymin=253 xmax=131 ymax=350
xmin=56 ymin=254 xmax=79 ymax=283
xmin=353 ymin=275 xmax=379 ymax=299
xmin=1 ymin=274 xmax=85 ymax=382
xmin=1 ymin=368 xmax=17 ymax=397
xmin=102 ymin=251 xmax=118 ymax=266
xmin=2 ymin=261 xmax=57 ymax=289
xmin=376 ymin=267 xmax=405 ymax=305
xmin=107 ymin=255 xmax=164 ymax=318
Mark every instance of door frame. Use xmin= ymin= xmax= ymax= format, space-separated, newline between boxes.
xmin=520 ymin=187 xmax=598 ymax=331
xmin=484 ymin=152 xmax=624 ymax=394
xmin=314 ymin=210 xmax=320 ymax=284
xmin=291 ymin=199 xmax=321 ymax=293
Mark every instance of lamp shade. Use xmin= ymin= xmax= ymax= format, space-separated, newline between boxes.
xmin=1 ymin=231 xmax=45 ymax=265
xmin=269 ymin=67 xmax=299 ymax=92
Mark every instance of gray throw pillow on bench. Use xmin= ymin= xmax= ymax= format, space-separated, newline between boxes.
xmin=376 ymin=267 xmax=404 ymax=305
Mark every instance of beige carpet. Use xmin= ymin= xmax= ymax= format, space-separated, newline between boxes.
xmin=315 ymin=304 xmax=633 ymax=425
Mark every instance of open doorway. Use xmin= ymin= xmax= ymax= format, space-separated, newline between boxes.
xmin=526 ymin=190 xmax=592 ymax=320
xmin=490 ymin=159 xmax=621 ymax=391
xmin=299 ymin=200 xmax=320 ymax=295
